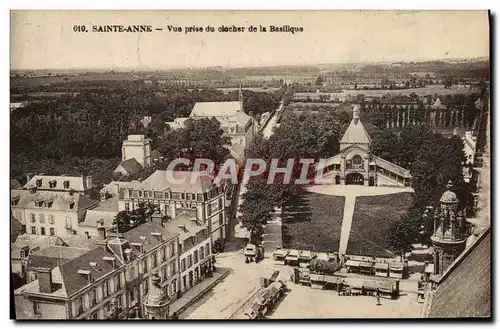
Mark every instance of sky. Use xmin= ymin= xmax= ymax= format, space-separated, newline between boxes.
xmin=10 ymin=10 xmax=490 ymax=70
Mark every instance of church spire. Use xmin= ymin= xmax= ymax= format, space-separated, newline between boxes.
xmin=353 ymin=105 xmax=360 ymax=125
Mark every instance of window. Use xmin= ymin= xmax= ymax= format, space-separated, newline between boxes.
xmin=138 ymin=190 xmax=143 ymax=197
xmin=182 ymin=275 xmax=187 ymax=289
xmin=191 ymin=193 xmax=196 ymax=200
xmin=36 ymin=179 xmax=42 ymax=187
xmin=30 ymin=213 xmax=36 ymax=223
xmin=40 ymin=227 xmax=46 ymax=235
xmin=219 ymin=213 xmax=224 ymax=226
xmin=200 ymin=247 xmax=204 ymax=259
xmin=33 ymin=301 xmax=41 ymax=316
xmin=31 ymin=226 xmax=36 ymax=234
xmin=181 ymin=193 xmax=186 ymax=200
xmin=125 ymin=203 xmax=130 ymax=211
xmin=103 ymin=281 xmax=109 ymax=298
xmin=39 ymin=213 xmax=45 ymax=224
xmin=48 ymin=215 xmax=55 ymax=224
xmin=205 ymin=243 xmax=210 ymax=255
xmin=63 ymin=181 xmax=70 ymax=189
xmin=69 ymin=202 xmax=75 ymax=210
xmin=169 ymin=242 xmax=175 ymax=257
xmin=116 ymin=275 xmax=121 ymax=289
xmin=151 ymin=253 xmax=157 ymax=269
xmin=194 ymin=250 xmax=199 ymax=264
xmin=50 ymin=228 xmax=55 ymax=236
xmin=46 ymin=201 xmax=53 ymax=208
xmin=188 ymin=255 xmax=193 ymax=268
xmin=170 ymin=261 xmax=176 ymax=275
xmin=181 ymin=259 xmax=186 ymax=272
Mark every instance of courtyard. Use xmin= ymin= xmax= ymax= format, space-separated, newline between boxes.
xmin=283 ymin=185 xmax=414 ymax=256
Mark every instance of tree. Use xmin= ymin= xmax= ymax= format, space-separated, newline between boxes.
xmin=384 ymin=214 xmax=419 ymax=261
xmin=315 ymin=76 xmax=324 ymax=86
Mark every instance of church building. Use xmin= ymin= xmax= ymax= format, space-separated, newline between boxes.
xmin=319 ymin=105 xmax=412 ymax=187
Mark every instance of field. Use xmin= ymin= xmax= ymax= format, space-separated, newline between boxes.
xmin=282 ymin=191 xmax=345 ymax=252
xmin=342 ymin=85 xmax=475 ymax=97
xmin=346 ymin=193 xmax=414 ymax=257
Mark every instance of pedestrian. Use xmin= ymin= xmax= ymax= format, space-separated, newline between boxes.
xmin=376 ymin=289 xmax=382 ymax=306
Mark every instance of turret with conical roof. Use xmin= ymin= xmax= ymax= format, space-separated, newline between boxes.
xmin=340 ymin=105 xmax=372 ymax=151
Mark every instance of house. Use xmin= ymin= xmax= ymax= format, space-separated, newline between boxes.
xmin=114 ymin=158 xmax=143 ymax=177
xmin=11 ymin=188 xmax=99 ymax=238
xmin=163 ymin=212 xmax=212 ymax=293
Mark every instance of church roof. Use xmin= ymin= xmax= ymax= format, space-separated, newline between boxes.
xmin=191 ymin=101 xmax=242 ymax=117
xmin=427 ymin=228 xmax=491 ymax=318
xmin=340 ymin=108 xmax=372 ymax=145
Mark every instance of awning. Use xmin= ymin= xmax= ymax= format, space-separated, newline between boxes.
xmin=286 ymin=255 xmax=298 ymax=261
xmin=273 ymin=249 xmax=289 ymax=257
xmin=375 ymin=263 xmax=389 ymax=270
xmin=425 ymin=263 xmax=435 ymax=274
xmin=345 ymin=260 xmax=360 ymax=267
xmin=359 ymin=261 xmax=373 ymax=268
xmin=390 ymin=262 xmax=404 ymax=270
xmin=324 ymin=276 xmax=339 ymax=284
xmin=310 ymin=274 xmax=325 ymax=282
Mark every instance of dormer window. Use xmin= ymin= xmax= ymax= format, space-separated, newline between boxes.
xmin=36 ymin=179 xmax=42 ymax=188
xmin=46 ymin=201 xmax=53 ymax=208
xmin=49 ymin=180 xmax=57 ymax=188
xmin=36 ymin=201 xmax=44 ymax=208
xmin=138 ymin=190 xmax=143 ymax=197
xmin=69 ymin=202 xmax=75 ymax=210
xmin=63 ymin=181 xmax=70 ymax=189
xmin=181 ymin=193 xmax=186 ymax=200
xmin=11 ymin=196 xmax=20 ymax=206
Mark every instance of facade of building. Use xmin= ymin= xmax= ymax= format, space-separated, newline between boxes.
xmin=11 ymin=188 xmax=98 ymax=238
xmin=14 ymin=220 xmax=181 ymax=320
xmin=122 ymin=135 xmax=152 ymax=168
xmin=116 ymin=170 xmax=227 ymax=242
xmin=430 ymin=181 xmax=468 ymax=276
xmin=318 ymin=105 xmax=412 ymax=187
xmin=163 ymin=212 xmax=212 ymax=293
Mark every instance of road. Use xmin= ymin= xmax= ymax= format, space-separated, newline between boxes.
xmin=233 ymin=100 xmax=284 ymax=241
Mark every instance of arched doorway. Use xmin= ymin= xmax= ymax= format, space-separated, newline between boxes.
xmin=346 ymin=172 xmax=364 ymax=185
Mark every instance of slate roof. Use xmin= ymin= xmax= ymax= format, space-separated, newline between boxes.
xmin=150 ymin=149 xmax=162 ymax=160
xmin=60 ymin=235 xmax=100 ymax=250
xmin=340 ymin=116 xmax=372 ymax=146
xmin=26 ymin=246 xmax=91 ymax=271
xmin=11 ymin=179 xmax=22 ymax=189
xmin=431 ymin=98 xmax=447 ymax=110
xmin=191 ymin=101 xmax=241 ymax=117
xmin=80 ymin=210 xmax=116 ymax=228
xmin=12 ymin=234 xmax=67 ymax=260
xmin=24 ymin=175 xmax=88 ymax=192
xmin=163 ymin=212 xmax=206 ymax=242
xmin=58 ymin=246 xmax=122 ymax=297
xmin=115 ymin=158 xmax=143 ymax=176
xmin=123 ymin=221 xmax=179 ymax=254
xmin=90 ymin=195 xmax=119 ymax=212
xmin=136 ymin=170 xmax=215 ymax=193
xmin=427 ymin=228 xmax=491 ymax=318
xmin=12 ymin=189 xmax=98 ymax=212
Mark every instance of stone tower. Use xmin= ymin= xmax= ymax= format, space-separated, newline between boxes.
xmin=143 ymin=271 xmax=170 ymax=320
xmin=122 ymin=134 xmax=152 ymax=167
xmin=430 ymin=181 xmax=468 ymax=276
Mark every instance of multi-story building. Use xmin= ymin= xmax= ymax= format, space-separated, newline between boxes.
xmin=121 ymin=135 xmax=152 ymax=168
xmin=14 ymin=220 xmax=181 ymax=320
xmin=11 ymin=188 xmax=98 ymax=238
xmin=163 ymin=212 xmax=212 ymax=293
xmin=116 ymin=170 xmax=227 ymax=243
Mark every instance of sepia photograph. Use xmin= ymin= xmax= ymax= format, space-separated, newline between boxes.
xmin=9 ymin=10 xmax=491 ymax=320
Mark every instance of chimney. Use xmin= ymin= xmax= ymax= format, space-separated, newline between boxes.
xmin=102 ymin=256 xmax=116 ymax=268
xmin=97 ymin=227 xmax=107 ymax=240
xmin=131 ymin=242 xmax=144 ymax=254
xmin=77 ymin=269 xmax=93 ymax=284
xmin=151 ymin=232 xmax=163 ymax=242
xmin=151 ymin=212 xmax=164 ymax=227
xmin=38 ymin=268 xmax=53 ymax=293
xmin=84 ymin=175 xmax=93 ymax=191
